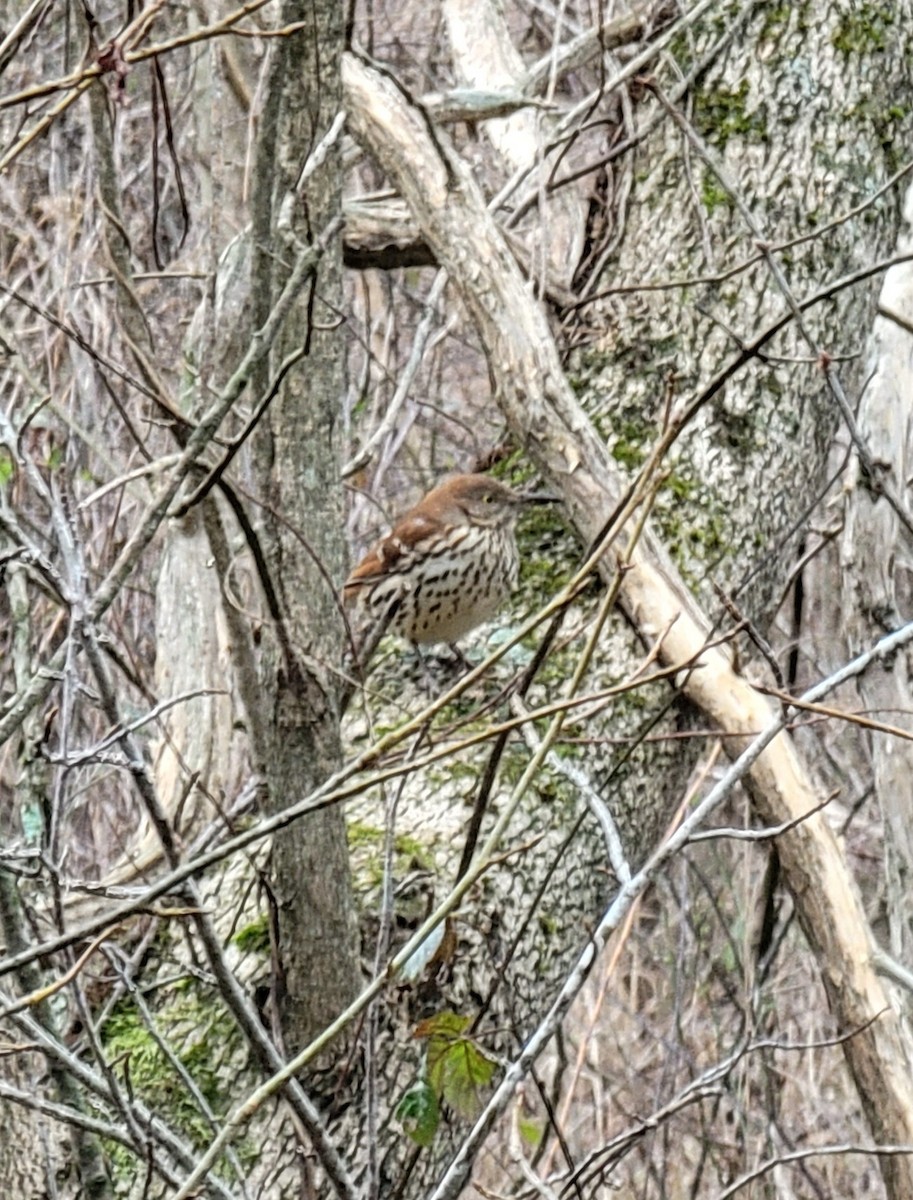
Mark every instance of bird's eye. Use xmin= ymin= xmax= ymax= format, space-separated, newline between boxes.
xmin=483 ymin=493 xmax=493 ymax=503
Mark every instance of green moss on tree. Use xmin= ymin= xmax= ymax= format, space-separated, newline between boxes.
xmin=348 ymin=819 xmax=437 ymax=883
xmin=832 ymin=4 xmax=894 ymax=54
xmin=694 ymin=82 xmax=768 ymax=148
xmin=231 ymin=914 xmax=270 ymax=954
xmin=701 ymin=174 xmax=733 ymax=215
xmin=101 ymin=986 xmax=244 ymax=1182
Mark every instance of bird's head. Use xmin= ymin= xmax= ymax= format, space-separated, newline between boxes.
xmin=439 ymin=474 xmax=527 ymax=528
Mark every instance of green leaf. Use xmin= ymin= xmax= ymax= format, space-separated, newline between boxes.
xmin=415 ymin=1011 xmax=496 ymax=1120
xmin=434 ymin=1037 xmax=496 ymax=1118
xmin=395 ymin=1080 xmax=439 ymax=1147
xmin=414 ymin=1010 xmax=471 ymax=1041
xmin=518 ymin=1116 xmax=543 ymax=1148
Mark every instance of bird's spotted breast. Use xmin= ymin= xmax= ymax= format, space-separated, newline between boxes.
xmin=345 ymin=473 xmax=526 ymax=646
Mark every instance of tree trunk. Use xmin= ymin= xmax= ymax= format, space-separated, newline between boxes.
xmin=251 ymin=0 xmax=360 ymax=1055
xmin=4 ymin=2 xmax=913 ymax=1197
xmin=842 ymin=185 xmax=913 ymax=968
xmin=342 ymin=0 xmax=913 ymax=1190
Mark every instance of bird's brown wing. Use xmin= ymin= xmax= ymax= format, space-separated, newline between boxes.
xmin=344 ymin=511 xmax=443 ymax=595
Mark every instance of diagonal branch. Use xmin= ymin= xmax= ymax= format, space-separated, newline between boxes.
xmin=341 ymin=46 xmax=913 ymax=1193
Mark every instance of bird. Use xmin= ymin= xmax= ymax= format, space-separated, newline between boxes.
xmin=344 ymin=473 xmax=531 ymax=647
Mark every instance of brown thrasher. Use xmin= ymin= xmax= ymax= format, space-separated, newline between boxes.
xmin=344 ymin=473 xmax=531 ymax=645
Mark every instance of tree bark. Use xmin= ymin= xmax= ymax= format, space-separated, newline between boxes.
xmin=842 ymin=185 xmax=913 ymax=968
xmin=251 ymin=0 xmax=360 ymax=1055
xmin=343 ymin=21 xmax=913 ymax=1190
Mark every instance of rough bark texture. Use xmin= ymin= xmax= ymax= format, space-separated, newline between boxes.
xmin=842 ymin=185 xmax=913 ymax=967
xmin=0 ymin=1050 xmax=64 ymax=1197
xmin=251 ymin=0 xmax=360 ymax=1054
xmin=97 ymin=505 xmax=249 ymax=887
xmin=569 ymin=1 xmax=906 ymax=626
xmin=443 ymin=0 xmax=588 ymax=288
